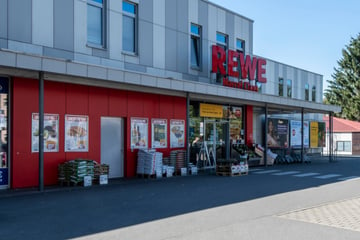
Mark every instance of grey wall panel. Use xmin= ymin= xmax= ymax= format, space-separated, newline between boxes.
xmin=183 ymin=73 xmax=199 ymax=81
xmin=8 ymin=0 xmax=31 ymax=42
xmin=0 ymin=39 xmax=7 ymax=49
xmin=177 ymin=0 xmax=188 ymax=34
xmin=165 ymin=1 xmax=177 ymax=30
xmin=124 ymin=62 xmax=146 ymax=73
xmin=0 ymin=0 xmax=7 ymax=38
xmin=249 ymin=23 xmax=253 ymax=54
xmin=92 ymin=48 xmax=109 ymax=59
xmin=177 ymin=32 xmax=188 ymax=73
xmin=43 ymin=47 xmax=74 ymax=60
xmin=200 ymin=39 xmax=209 ymax=78
xmin=54 ymin=0 xmax=74 ymax=51
xmin=165 ymin=29 xmax=177 ymax=71
xmin=139 ymin=20 xmax=153 ymax=67
xmin=226 ymin=12 xmax=234 ymax=49
xmin=139 ymin=0 xmax=153 ymax=23
xmin=198 ymin=0 xmax=208 ymax=39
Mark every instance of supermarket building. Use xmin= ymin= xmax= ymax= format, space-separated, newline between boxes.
xmin=0 ymin=0 xmax=340 ymax=189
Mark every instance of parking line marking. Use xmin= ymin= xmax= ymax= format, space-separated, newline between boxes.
xmin=272 ymin=171 xmax=300 ymax=176
xmin=293 ymin=172 xmax=320 ymax=177
xmin=338 ymin=176 xmax=360 ymax=181
xmin=314 ymin=174 xmax=342 ymax=179
xmin=253 ymin=170 xmax=281 ymax=174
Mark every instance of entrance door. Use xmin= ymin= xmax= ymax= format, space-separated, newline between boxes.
xmin=101 ymin=117 xmax=124 ymax=178
xmin=204 ymin=120 xmax=229 ymax=163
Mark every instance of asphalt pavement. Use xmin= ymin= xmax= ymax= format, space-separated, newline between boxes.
xmin=1 ymin=156 xmax=360 ymax=240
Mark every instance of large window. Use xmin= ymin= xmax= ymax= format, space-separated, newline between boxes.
xmin=312 ymin=86 xmax=316 ymax=102
xmin=278 ymin=77 xmax=284 ymax=96
xmin=123 ymin=1 xmax=137 ymax=53
xmin=190 ymin=23 xmax=202 ymax=69
xmin=87 ymin=0 xmax=105 ymax=46
xmin=216 ymin=32 xmax=228 ymax=83
xmin=287 ymin=79 xmax=292 ymax=98
xmin=305 ymin=83 xmax=309 ymax=101
xmin=336 ymin=141 xmax=351 ymax=152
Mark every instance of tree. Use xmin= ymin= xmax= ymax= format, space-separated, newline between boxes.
xmin=324 ymin=34 xmax=360 ymax=121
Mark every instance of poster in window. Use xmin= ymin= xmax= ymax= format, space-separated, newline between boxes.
xmin=151 ymin=119 xmax=167 ymax=148
xmin=32 ymin=113 xmax=59 ymax=152
xmin=290 ymin=120 xmax=309 ymax=148
xmin=170 ymin=119 xmax=185 ymax=148
xmin=131 ymin=118 xmax=148 ymax=149
xmin=310 ymin=121 xmax=318 ymax=148
xmin=318 ymin=122 xmax=326 ymax=147
xmin=65 ymin=115 xmax=89 ymax=152
xmin=267 ymin=118 xmax=289 ymax=147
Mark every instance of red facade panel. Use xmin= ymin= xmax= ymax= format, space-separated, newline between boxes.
xmin=11 ymin=77 xmax=187 ymax=188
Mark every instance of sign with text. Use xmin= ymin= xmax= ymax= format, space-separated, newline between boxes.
xmin=199 ymin=103 xmax=223 ymax=118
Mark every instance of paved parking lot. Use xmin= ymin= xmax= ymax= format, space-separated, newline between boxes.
xmin=1 ymin=157 xmax=360 ymax=240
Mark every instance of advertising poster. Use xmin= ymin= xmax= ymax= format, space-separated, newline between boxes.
xmin=290 ymin=120 xmax=309 ymax=148
xmin=0 ymin=168 xmax=8 ymax=186
xmin=318 ymin=122 xmax=326 ymax=147
xmin=65 ymin=115 xmax=89 ymax=152
xmin=151 ymin=119 xmax=167 ymax=148
xmin=170 ymin=119 xmax=185 ymax=148
xmin=310 ymin=121 xmax=319 ymax=148
xmin=32 ymin=113 xmax=59 ymax=152
xmin=267 ymin=118 xmax=289 ymax=147
xmin=131 ymin=118 xmax=148 ymax=149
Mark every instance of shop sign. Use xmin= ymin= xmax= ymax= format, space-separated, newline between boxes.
xmin=170 ymin=119 xmax=185 ymax=148
xmin=200 ymin=103 xmax=223 ymax=118
xmin=211 ymin=45 xmax=267 ymax=92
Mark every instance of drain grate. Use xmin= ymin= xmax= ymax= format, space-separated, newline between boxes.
xmin=278 ymin=197 xmax=360 ymax=232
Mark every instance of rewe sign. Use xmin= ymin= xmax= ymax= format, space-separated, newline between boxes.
xmin=211 ymin=45 xmax=267 ymax=92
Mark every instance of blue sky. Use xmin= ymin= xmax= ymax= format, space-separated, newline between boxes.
xmin=210 ymin=0 xmax=360 ymax=92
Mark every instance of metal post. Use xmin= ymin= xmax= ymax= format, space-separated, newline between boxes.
xmin=329 ymin=112 xmax=333 ymax=162
xmin=301 ymin=108 xmax=304 ymax=162
xmin=39 ymin=72 xmax=44 ymax=192
xmin=264 ymin=104 xmax=268 ymax=166
xmin=186 ymin=92 xmax=190 ymax=167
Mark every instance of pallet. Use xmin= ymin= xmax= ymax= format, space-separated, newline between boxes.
xmin=216 ymin=171 xmax=248 ymax=177
xmin=137 ymin=173 xmax=156 ymax=179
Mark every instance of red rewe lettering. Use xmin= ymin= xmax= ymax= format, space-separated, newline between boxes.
xmin=211 ymin=45 xmax=226 ymax=75
xmin=257 ymin=58 xmax=267 ymax=83
xmin=244 ymin=55 xmax=257 ymax=80
xmin=227 ymin=50 xmax=239 ymax=78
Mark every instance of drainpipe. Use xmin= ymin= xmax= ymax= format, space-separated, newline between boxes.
xmin=39 ymin=71 xmax=44 ymax=192
xmin=264 ymin=104 xmax=268 ymax=166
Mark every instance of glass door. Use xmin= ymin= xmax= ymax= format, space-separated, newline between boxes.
xmin=204 ymin=120 xmax=229 ymax=164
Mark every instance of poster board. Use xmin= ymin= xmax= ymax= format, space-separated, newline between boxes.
xmin=65 ymin=115 xmax=89 ymax=152
xmin=170 ymin=119 xmax=185 ymax=148
xmin=130 ymin=118 xmax=148 ymax=149
xmin=31 ymin=113 xmax=59 ymax=152
xmin=151 ymin=119 xmax=167 ymax=148
xmin=310 ymin=121 xmax=319 ymax=148
xmin=290 ymin=120 xmax=309 ymax=148
xmin=267 ymin=118 xmax=289 ymax=147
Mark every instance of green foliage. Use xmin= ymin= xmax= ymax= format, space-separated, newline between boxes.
xmin=324 ymin=33 xmax=360 ymax=121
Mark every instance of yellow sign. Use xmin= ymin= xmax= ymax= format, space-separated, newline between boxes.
xmin=310 ymin=121 xmax=318 ymax=148
xmin=200 ymin=103 xmax=223 ymax=118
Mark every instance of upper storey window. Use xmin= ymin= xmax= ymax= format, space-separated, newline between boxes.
xmin=216 ymin=32 xmax=228 ymax=83
xmin=87 ymin=0 xmax=105 ymax=46
xmin=236 ymin=38 xmax=245 ymax=53
xmin=190 ymin=23 xmax=202 ymax=69
xmin=287 ymin=79 xmax=292 ymax=98
xmin=123 ymin=1 xmax=138 ymax=53
xmin=305 ymin=83 xmax=309 ymax=101
xmin=278 ymin=77 xmax=284 ymax=96
xmin=312 ymin=86 xmax=316 ymax=101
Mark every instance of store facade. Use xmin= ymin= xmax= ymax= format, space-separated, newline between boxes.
xmin=0 ymin=0 xmax=339 ymax=189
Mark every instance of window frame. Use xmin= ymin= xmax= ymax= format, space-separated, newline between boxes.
xmin=305 ymin=83 xmax=309 ymax=101
xmin=287 ymin=79 xmax=292 ymax=98
xmin=216 ymin=32 xmax=228 ymax=83
xmin=236 ymin=38 xmax=245 ymax=53
xmin=278 ymin=77 xmax=284 ymax=97
xmin=336 ymin=141 xmax=351 ymax=152
xmin=190 ymin=23 xmax=202 ymax=70
xmin=87 ymin=0 xmax=106 ymax=48
xmin=312 ymin=86 xmax=316 ymax=102
xmin=122 ymin=0 xmax=138 ymax=54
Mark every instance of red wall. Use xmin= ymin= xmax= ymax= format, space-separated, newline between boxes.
xmin=11 ymin=77 xmax=186 ymax=188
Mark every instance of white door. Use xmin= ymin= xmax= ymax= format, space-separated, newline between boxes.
xmin=101 ymin=117 xmax=124 ymax=178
